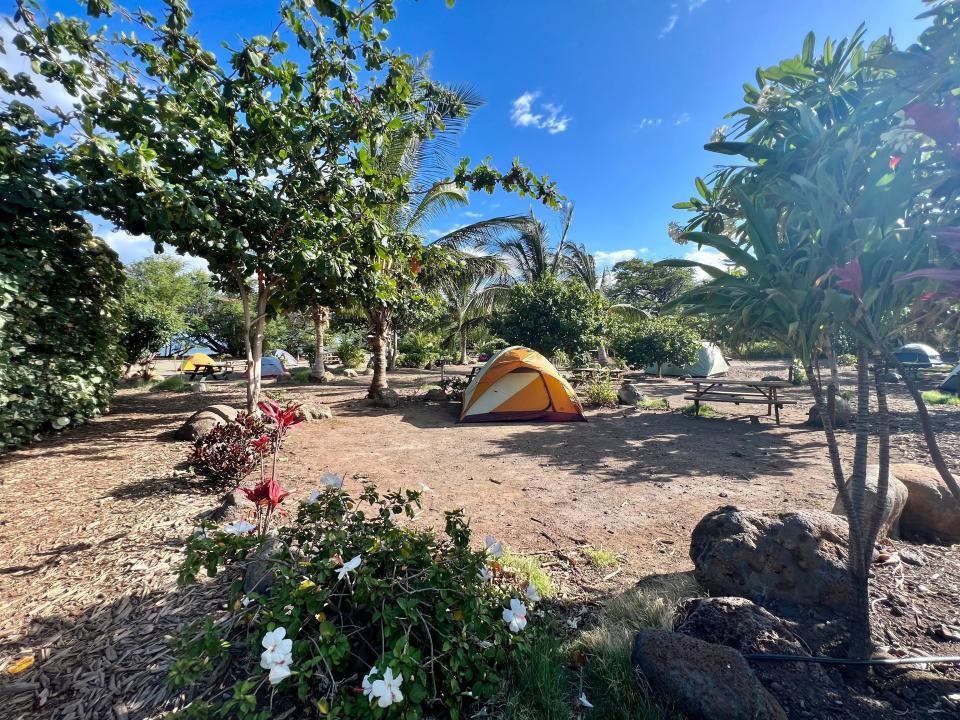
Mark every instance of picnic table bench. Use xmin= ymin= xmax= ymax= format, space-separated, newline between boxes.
xmin=683 ymin=378 xmax=796 ymax=425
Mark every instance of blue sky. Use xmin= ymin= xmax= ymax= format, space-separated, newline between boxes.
xmin=13 ymin=1 xmax=929 ymax=272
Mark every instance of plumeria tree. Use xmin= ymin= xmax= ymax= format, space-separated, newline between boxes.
xmin=664 ymin=4 xmax=960 ymax=663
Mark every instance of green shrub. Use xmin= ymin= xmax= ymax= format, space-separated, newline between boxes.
xmin=582 ymin=373 xmax=618 ymax=408
xmin=396 ymin=331 xmax=442 ymax=369
xmin=120 ymin=301 xmax=183 ymax=370
xmin=681 ymin=402 xmax=722 ymax=418
xmin=837 ymin=353 xmax=857 ymax=367
xmin=501 ymin=549 xmax=557 ymax=600
xmin=922 ymin=390 xmax=960 ymax=406
xmin=790 ymin=358 xmax=807 ymax=386
xmin=291 ymin=367 xmax=311 ymax=382
xmin=494 ymin=277 xmax=604 ymax=358
xmin=477 ymin=337 xmax=509 ymax=357
xmin=150 ymin=376 xmax=189 ymax=392
xmin=335 ymin=334 xmax=366 ymax=369
xmin=611 ymin=316 xmax=701 ymax=373
xmin=639 ymin=397 xmax=670 ymax=410
xmin=551 ymin=349 xmax=572 ymax=369
xmin=737 ymin=340 xmax=786 ymax=359
xmin=174 ymin=488 xmax=540 ymax=718
xmin=438 ymin=376 xmax=468 ymax=400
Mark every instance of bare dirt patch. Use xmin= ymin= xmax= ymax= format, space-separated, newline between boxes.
xmin=1 ymin=360 xmax=958 ymax=718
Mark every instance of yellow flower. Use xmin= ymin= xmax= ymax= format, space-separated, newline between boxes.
xmin=317 ymin=698 xmax=329 ymax=715
xmin=314 ymin=611 xmax=327 ymax=623
xmin=298 ymin=579 xmax=316 ymax=591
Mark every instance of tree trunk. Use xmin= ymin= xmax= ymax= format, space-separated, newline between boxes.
xmin=459 ymin=330 xmax=468 ymax=365
xmin=847 ymin=345 xmax=873 ymax=663
xmin=860 ymin=314 xmax=960 ymax=503
xmin=823 ymin=333 xmax=840 ymax=426
xmin=598 ymin=343 xmax=610 ymax=367
xmin=367 ymin=307 xmax=390 ymax=398
xmin=386 ymin=323 xmax=397 ymax=372
xmin=310 ymin=305 xmax=327 ymax=381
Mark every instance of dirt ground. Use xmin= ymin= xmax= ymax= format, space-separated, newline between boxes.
xmin=1 ymin=359 xmax=958 ymax=719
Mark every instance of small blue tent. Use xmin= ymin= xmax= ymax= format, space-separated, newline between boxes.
xmin=243 ymin=356 xmax=287 ymax=378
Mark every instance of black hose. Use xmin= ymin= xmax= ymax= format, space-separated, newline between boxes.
xmin=743 ymin=653 xmax=960 ymax=666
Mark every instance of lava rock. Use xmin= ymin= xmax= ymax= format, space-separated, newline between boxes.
xmin=298 ymin=403 xmax=333 ymax=421
xmin=370 ymin=388 xmax=400 ymax=408
xmin=175 ymin=405 xmax=239 ymax=441
xmin=895 ymin=463 xmax=960 ymax=543
xmin=424 ymin=388 xmax=448 ymax=402
xmin=831 ymin=464 xmax=908 ymax=538
xmin=617 ymin=383 xmax=646 ymax=406
xmin=631 ymin=629 xmax=787 ymax=720
xmin=805 ymin=396 xmax=854 ymax=427
xmin=243 ymin=534 xmax=282 ymax=595
xmin=690 ymin=506 xmax=852 ymax=614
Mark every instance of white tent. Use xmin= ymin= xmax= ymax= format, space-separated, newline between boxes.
xmin=646 ymin=342 xmax=729 ymax=378
xmin=893 ymin=343 xmax=943 ymax=366
xmin=271 ymin=349 xmax=297 ymax=367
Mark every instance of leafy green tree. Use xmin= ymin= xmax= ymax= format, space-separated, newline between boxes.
xmin=611 ymin=316 xmax=701 ymax=375
xmin=0 ymin=63 xmax=125 ymax=449
xmin=125 ymin=256 xmax=210 ymax=314
xmin=494 ymin=276 xmax=603 ymax=357
xmin=609 ymin=259 xmax=695 ymax=310
xmin=433 ymin=262 xmax=507 ymax=363
xmin=185 ymin=293 xmax=247 ymax=357
xmin=120 ymin=302 xmax=182 ymax=373
xmin=263 ymin=312 xmax=313 ymax=356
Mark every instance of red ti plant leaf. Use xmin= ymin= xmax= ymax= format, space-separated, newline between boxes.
xmin=889 ymin=155 xmax=902 ymax=171
xmin=904 ymin=104 xmax=960 ymax=146
xmin=238 ymin=476 xmax=290 ymax=510
xmin=833 ymin=259 xmax=863 ymax=299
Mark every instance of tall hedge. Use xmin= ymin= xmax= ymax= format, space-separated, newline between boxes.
xmin=0 ymin=100 xmax=125 ymax=451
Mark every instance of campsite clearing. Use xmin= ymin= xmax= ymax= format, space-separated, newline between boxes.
xmin=1 ymin=360 xmax=959 ymax=717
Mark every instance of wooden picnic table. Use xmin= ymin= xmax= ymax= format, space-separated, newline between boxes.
xmin=683 ymin=377 xmax=796 ymax=425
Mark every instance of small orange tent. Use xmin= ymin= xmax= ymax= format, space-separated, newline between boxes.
xmin=180 ymin=352 xmax=216 ymax=372
xmin=459 ymin=346 xmax=585 ymax=423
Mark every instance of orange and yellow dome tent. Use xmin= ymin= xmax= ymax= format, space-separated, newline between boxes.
xmin=459 ymin=346 xmax=586 ymax=423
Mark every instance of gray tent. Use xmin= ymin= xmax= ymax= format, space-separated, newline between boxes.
xmin=646 ymin=342 xmax=729 ymax=378
xmin=941 ymin=364 xmax=960 ymax=394
xmin=893 ymin=342 xmax=942 ymax=366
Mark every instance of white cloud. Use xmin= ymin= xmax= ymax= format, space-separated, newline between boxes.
xmin=463 ymin=211 xmax=482 ymax=219
xmin=684 ymin=247 xmax=728 ymax=282
xmin=688 ymin=0 xmax=708 ymax=11
xmin=632 ymin=117 xmax=662 ymax=132
xmin=659 ymin=13 xmax=679 ymax=38
xmin=510 ymin=91 xmax=571 ymax=135
xmin=89 ymin=216 xmax=206 ymax=269
xmin=594 ymin=248 xmax=650 ymax=267
xmin=674 ymin=112 xmax=692 ymax=125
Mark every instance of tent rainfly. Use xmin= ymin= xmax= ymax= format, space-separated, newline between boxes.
xmin=941 ymin=364 xmax=960 ymax=394
xmin=459 ymin=346 xmax=585 ymax=423
xmin=893 ymin=343 xmax=943 ymax=366
xmin=645 ymin=341 xmax=729 ymax=378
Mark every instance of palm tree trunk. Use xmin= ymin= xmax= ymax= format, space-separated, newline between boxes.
xmin=310 ymin=305 xmax=327 ymax=381
xmin=459 ymin=330 xmax=468 ymax=365
xmin=367 ymin=307 xmax=390 ymax=398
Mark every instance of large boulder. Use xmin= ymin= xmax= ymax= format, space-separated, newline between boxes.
xmin=831 ymin=464 xmax=908 ymax=539
xmin=895 ymin=463 xmax=960 ymax=543
xmin=309 ymin=371 xmax=335 ymax=384
xmin=299 ymin=403 xmax=333 ymax=421
xmin=617 ymin=383 xmax=646 ymax=406
xmin=175 ymin=404 xmax=239 ymax=441
xmin=674 ymin=597 xmax=849 ymax=717
xmin=370 ymin=388 xmax=400 ymax=408
xmin=631 ymin=629 xmax=786 ymax=720
xmin=690 ymin=506 xmax=852 ymax=614
xmin=805 ymin=396 xmax=854 ymax=427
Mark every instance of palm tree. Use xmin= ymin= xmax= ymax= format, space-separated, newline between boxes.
xmin=563 ymin=242 xmax=599 ymax=291
xmin=485 ymin=203 xmax=574 ymax=283
xmin=434 ymin=258 xmax=508 ymax=363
